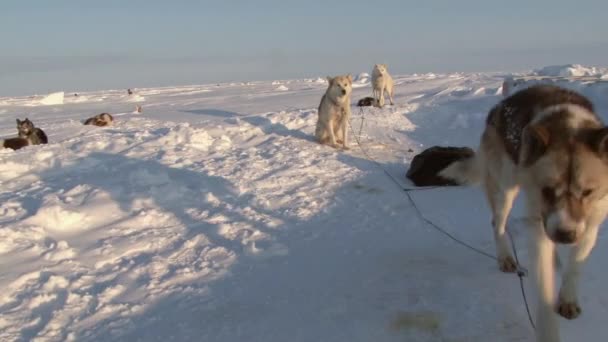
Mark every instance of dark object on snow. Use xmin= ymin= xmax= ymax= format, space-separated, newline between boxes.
xmin=127 ymin=88 xmax=133 ymax=95
xmin=357 ymin=97 xmax=379 ymax=107
xmin=406 ymin=146 xmax=474 ymax=186
xmin=2 ymin=137 xmax=29 ymax=150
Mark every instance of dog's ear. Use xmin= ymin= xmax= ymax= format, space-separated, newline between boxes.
xmin=326 ymin=76 xmax=334 ymax=84
xmin=16 ymin=119 xmax=20 ymax=124
xmin=522 ymin=123 xmax=550 ymax=166
xmin=583 ymin=127 xmax=608 ymax=158
xmin=346 ymin=74 xmax=353 ymax=83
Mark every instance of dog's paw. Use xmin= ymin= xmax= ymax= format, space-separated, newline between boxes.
xmin=336 ymin=139 xmax=343 ymax=144
xmin=341 ymin=145 xmax=350 ymax=151
xmin=498 ymin=256 xmax=517 ymax=273
xmin=557 ymin=299 xmax=581 ymax=320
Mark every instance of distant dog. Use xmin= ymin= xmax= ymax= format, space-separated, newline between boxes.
xmin=315 ymin=75 xmax=353 ymax=149
xmin=17 ymin=118 xmax=48 ymax=145
xmin=371 ymin=64 xmax=394 ymax=107
xmin=84 ymin=113 xmax=114 ymax=127
xmin=440 ymin=85 xmax=608 ymax=342
xmin=357 ymin=96 xmax=379 ymax=107
xmin=2 ymin=118 xmax=48 ymax=150
xmin=127 ymin=88 xmax=133 ymax=95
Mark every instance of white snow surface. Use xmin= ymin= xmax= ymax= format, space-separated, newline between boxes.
xmin=1 ymin=69 xmax=608 ymax=341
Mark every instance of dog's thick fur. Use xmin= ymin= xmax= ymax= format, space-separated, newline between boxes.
xmin=17 ymin=118 xmax=47 ymax=145
xmin=1 ymin=137 xmax=30 ymax=150
xmin=84 ymin=113 xmax=114 ymax=127
xmin=2 ymin=118 xmax=48 ymax=150
xmin=440 ymin=84 xmax=608 ymax=342
xmin=371 ymin=64 xmax=394 ymax=107
xmin=357 ymin=96 xmax=380 ymax=107
xmin=315 ymin=75 xmax=353 ymax=149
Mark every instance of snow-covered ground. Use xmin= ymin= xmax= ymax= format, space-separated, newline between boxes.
xmin=1 ymin=66 xmax=608 ymax=341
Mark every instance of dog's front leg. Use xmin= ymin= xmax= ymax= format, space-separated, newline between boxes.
xmin=341 ymin=111 xmax=350 ymax=149
xmin=328 ymin=119 xmax=339 ymax=147
xmin=557 ymin=223 xmax=600 ymax=320
xmin=531 ymin=220 xmax=560 ymax=342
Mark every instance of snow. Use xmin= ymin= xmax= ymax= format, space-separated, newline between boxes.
xmin=39 ymin=92 xmax=65 ymax=106
xmin=0 ymin=67 xmax=608 ymax=341
xmin=535 ymin=64 xmax=607 ymax=77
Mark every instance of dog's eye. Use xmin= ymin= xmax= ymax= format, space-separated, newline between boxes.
xmin=582 ymin=189 xmax=593 ymax=198
xmin=542 ymin=186 xmax=557 ymax=203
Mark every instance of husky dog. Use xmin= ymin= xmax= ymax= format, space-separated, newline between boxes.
xmin=371 ymin=64 xmax=394 ymax=107
xmin=2 ymin=118 xmax=48 ymax=150
xmin=84 ymin=113 xmax=114 ymax=127
xmin=315 ymin=75 xmax=353 ymax=149
xmin=17 ymin=118 xmax=48 ymax=145
xmin=440 ymin=84 xmax=608 ymax=342
xmin=357 ymin=96 xmax=380 ymax=107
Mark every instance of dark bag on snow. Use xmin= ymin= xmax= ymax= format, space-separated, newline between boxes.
xmin=406 ymin=146 xmax=474 ymax=186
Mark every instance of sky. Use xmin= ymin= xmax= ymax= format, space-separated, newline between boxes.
xmin=1 ymin=0 xmax=608 ymax=96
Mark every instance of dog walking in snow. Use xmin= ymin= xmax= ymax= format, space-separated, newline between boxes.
xmin=84 ymin=113 xmax=114 ymax=127
xmin=2 ymin=118 xmax=48 ymax=150
xmin=371 ymin=64 xmax=394 ymax=107
xmin=315 ymin=75 xmax=353 ymax=149
xmin=440 ymin=84 xmax=608 ymax=342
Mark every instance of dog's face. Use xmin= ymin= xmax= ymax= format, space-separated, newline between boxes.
xmin=374 ymin=64 xmax=388 ymax=75
xmin=16 ymin=118 xmax=34 ymax=135
xmin=326 ymin=75 xmax=353 ymax=100
xmin=523 ymin=124 xmax=608 ymax=244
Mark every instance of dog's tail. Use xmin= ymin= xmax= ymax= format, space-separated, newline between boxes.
xmin=439 ymin=151 xmax=483 ymax=185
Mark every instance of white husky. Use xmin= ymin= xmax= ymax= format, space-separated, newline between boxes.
xmin=371 ymin=64 xmax=394 ymax=107
xmin=315 ymin=75 xmax=353 ymax=149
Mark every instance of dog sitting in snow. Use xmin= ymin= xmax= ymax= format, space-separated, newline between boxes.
xmin=17 ymin=118 xmax=47 ymax=145
xmin=84 ymin=113 xmax=114 ymax=127
xmin=2 ymin=118 xmax=49 ymax=150
xmin=315 ymin=75 xmax=353 ymax=149
xmin=371 ymin=64 xmax=395 ymax=107
xmin=440 ymin=84 xmax=608 ymax=342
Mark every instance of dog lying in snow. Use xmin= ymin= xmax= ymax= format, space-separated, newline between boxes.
xmin=2 ymin=118 xmax=48 ymax=150
xmin=315 ymin=75 xmax=353 ymax=149
xmin=357 ymin=96 xmax=380 ymax=107
xmin=440 ymin=84 xmax=608 ymax=342
xmin=84 ymin=113 xmax=114 ymax=127
xmin=371 ymin=64 xmax=394 ymax=107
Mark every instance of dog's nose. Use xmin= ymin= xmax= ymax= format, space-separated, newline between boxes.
xmin=553 ymin=229 xmax=577 ymax=244
xmin=341 ymin=89 xmax=346 ymax=95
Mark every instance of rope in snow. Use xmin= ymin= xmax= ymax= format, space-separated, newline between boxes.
xmin=348 ymin=108 xmax=536 ymax=332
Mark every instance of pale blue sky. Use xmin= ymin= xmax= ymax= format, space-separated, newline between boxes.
xmin=1 ymin=0 xmax=607 ymax=95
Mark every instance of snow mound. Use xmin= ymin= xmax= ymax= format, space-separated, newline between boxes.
xmin=126 ymin=95 xmax=145 ymax=102
xmin=535 ymin=64 xmax=606 ymax=77
xmin=275 ymin=85 xmax=289 ymax=91
xmin=354 ymin=72 xmax=370 ymax=84
xmin=27 ymin=204 xmax=89 ymax=234
xmin=39 ymin=92 xmax=64 ymax=106
xmin=158 ymin=123 xmax=232 ymax=151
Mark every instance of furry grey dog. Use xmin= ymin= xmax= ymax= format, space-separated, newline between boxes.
xmin=17 ymin=118 xmax=48 ymax=145
xmin=2 ymin=118 xmax=48 ymax=150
